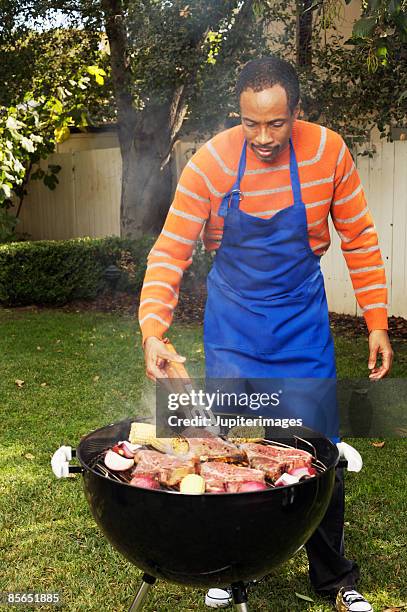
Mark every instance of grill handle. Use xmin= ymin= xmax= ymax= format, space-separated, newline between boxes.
xmin=51 ymin=445 xmax=83 ymax=478
xmin=336 ymin=442 xmax=362 ymax=472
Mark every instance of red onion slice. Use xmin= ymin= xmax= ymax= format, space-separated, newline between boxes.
xmin=288 ymin=466 xmax=316 ymax=479
xmin=119 ymin=441 xmax=141 ymax=459
xmin=104 ymin=450 xmax=134 ymax=471
xmin=275 ymin=473 xmax=300 ymax=487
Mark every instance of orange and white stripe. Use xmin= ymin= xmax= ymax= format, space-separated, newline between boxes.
xmin=139 ymin=120 xmax=388 ymax=342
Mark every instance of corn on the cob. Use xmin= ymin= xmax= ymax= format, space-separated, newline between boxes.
xmin=149 ymin=438 xmax=190 ymax=455
xmin=227 ymin=424 xmax=265 ymax=444
xmin=129 ymin=422 xmax=156 ymax=443
xmin=129 ymin=422 xmax=189 ymax=455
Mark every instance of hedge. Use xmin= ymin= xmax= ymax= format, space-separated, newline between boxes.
xmin=0 ymin=235 xmax=213 ymax=306
xmin=0 ymin=236 xmax=154 ymax=305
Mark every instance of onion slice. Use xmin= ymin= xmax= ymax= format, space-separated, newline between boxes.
xmin=275 ymin=473 xmax=300 ymax=487
xmin=288 ymin=466 xmax=316 ymax=478
xmin=118 ymin=441 xmax=141 ymax=459
xmin=104 ymin=450 xmax=134 ymax=471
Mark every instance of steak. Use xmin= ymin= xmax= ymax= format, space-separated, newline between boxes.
xmin=133 ymin=449 xmax=196 ymax=487
xmin=241 ymin=443 xmax=282 ymax=459
xmin=187 ymin=437 xmax=245 ymax=463
xmin=283 ymin=454 xmax=313 ymax=472
xmin=241 ymin=443 xmax=313 ymax=481
xmin=200 ymin=461 xmax=265 ymax=493
xmin=247 ymin=456 xmax=284 ymax=481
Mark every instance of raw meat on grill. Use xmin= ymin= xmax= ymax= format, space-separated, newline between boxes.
xmin=133 ymin=449 xmax=197 ymax=487
xmin=99 ymin=432 xmax=317 ymax=493
xmin=200 ymin=461 xmax=266 ymax=493
xmin=247 ymin=456 xmax=284 ymax=481
xmin=186 ymin=437 xmax=246 ymax=463
xmin=241 ymin=443 xmax=283 ymax=459
xmin=130 ymin=475 xmax=160 ymax=490
xmin=241 ymin=443 xmax=313 ymax=481
xmin=283 ymin=453 xmax=314 ymax=472
xmin=240 ymin=444 xmax=286 ymax=480
xmin=241 ymin=443 xmax=312 ymax=465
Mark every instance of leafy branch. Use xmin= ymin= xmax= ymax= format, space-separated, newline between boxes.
xmin=0 ymin=65 xmax=107 ymax=241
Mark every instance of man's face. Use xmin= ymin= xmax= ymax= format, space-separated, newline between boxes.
xmin=240 ymin=85 xmax=299 ymax=163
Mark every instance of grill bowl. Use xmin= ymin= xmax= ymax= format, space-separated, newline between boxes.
xmin=76 ymin=418 xmax=338 ymax=588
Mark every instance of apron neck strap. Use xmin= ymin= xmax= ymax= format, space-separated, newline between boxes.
xmin=237 ymin=140 xmax=302 ymax=204
xmin=230 ymin=140 xmax=247 ymax=208
xmin=289 ymin=139 xmax=302 ymax=204
xmin=219 ymin=139 xmax=301 ymax=217
xmin=237 ymin=140 xmax=247 ymax=185
xmin=225 ymin=140 xmax=247 ymax=212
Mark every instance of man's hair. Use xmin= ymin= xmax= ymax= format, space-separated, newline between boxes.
xmin=236 ymin=56 xmax=300 ymax=113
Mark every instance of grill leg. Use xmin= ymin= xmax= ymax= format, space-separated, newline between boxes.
xmin=231 ymin=582 xmax=249 ymax=611
xmin=128 ymin=574 xmax=156 ymax=612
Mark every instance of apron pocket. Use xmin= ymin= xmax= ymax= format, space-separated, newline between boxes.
xmin=204 ymin=277 xmax=330 ymax=354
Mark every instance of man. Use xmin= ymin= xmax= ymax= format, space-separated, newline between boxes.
xmin=139 ymin=56 xmax=393 ymax=611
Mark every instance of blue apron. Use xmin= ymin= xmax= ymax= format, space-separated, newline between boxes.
xmin=203 ymin=140 xmax=340 ymax=442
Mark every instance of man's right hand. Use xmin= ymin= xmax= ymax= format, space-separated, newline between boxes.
xmin=143 ymin=337 xmax=186 ymax=381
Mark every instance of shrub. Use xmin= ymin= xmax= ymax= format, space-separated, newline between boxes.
xmin=0 ymin=236 xmax=155 ymax=306
xmin=0 ymin=235 xmax=213 ymax=306
xmin=183 ymin=240 xmax=213 ymax=291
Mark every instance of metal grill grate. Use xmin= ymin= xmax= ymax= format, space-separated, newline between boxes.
xmin=88 ymin=435 xmax=327 ymax=490
xmin=90 ymin=452 xmax=134 ymax=484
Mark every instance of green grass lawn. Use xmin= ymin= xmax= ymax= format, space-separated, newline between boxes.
xmin=0 ymin=309 xmax=406 ymax=612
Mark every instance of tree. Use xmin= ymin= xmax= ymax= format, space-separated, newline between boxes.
xmin=0 ymin=66 xmax=107 ymax=241
xmin=273 ymin=1 xmax=407 ymax=141
xmin=349 ymin=0 xmax=407 ymax=71
xmin=2 ymin=1 xmax=405 ymax=241
xmin=0 ymin=4 xmax=115 ymax=241
xmin=0 ymin=25 xmax=113 ymax=122
xmin=294 ymin=1 xmax=407 ymax=71
xmin=100 ymin=0 xmax=273 ymax=237
xmin=1 ymin=0 xmax=276 ymax=238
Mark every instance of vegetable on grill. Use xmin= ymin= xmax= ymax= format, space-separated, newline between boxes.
xmin=104 ymin=449 xmax=134 ymax=471
xmin=180 ymin=474 xmax=206 ymax=494
xmin=129 ymin=422 xmax=190 ymax=455
xmin=100 ymin=423 xmax=318 ymax=494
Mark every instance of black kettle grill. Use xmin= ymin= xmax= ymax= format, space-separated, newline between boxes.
xmin=52 ymin=417 xmax=340 ymax=611
xmin=52 ymin=343 xmax=341 ymax=610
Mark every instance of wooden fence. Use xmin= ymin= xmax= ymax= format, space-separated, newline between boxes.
xmin=12 ymin=136 xmax=407 ymax=318
xmin=321 ymin=140 xmax=407 ymax=318
xmin=13 ymin=147 xmax=122 ymax=240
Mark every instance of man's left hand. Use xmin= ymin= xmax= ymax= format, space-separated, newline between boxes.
xmin=368 ymin=329 xmax=393 ymax=380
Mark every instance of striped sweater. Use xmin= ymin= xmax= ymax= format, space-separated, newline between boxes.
xmin=139 ymin=120 xmax=388 ymax=343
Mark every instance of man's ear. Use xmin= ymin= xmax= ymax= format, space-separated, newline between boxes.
xmin=293 ymin=104 xmax=301 ymax=121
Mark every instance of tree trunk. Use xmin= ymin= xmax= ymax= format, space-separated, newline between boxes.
xmin=296 ymin=0 xmax=313 ymax=68
xmin=120 ymin=104 xmax=174 ymax=237
xmin=102 ymin=0 xmax=175 ymax=238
